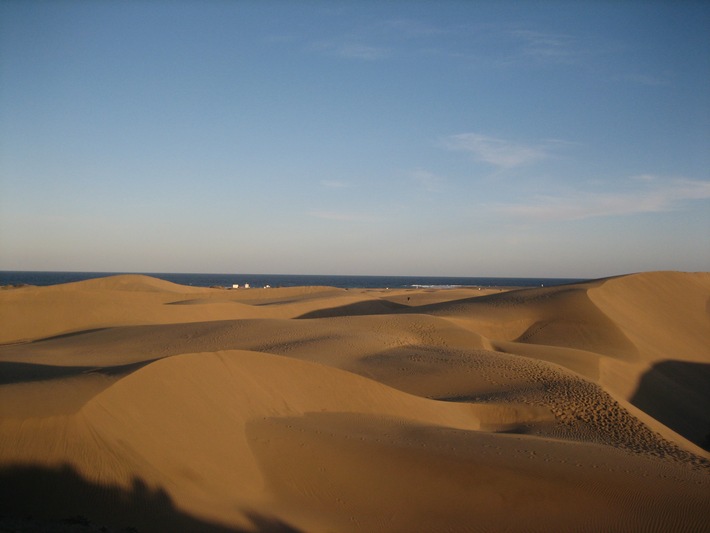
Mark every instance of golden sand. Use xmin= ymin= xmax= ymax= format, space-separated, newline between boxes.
xmin=1 ymin=272 xmax=708 ymax=531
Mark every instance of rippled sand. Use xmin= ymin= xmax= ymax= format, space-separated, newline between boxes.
xmin=1 ymin=272 xmax=708 ymax=531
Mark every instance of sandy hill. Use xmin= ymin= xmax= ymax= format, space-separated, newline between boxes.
xmin=0 ymin=271 xmax=708 ymax=532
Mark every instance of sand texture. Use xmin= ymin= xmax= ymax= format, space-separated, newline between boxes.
xmin=1 ymin=271 xmax=709 ymax=532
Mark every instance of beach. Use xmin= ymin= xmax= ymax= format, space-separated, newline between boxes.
xmin=1 ymin=271 xmax=708 ymax=532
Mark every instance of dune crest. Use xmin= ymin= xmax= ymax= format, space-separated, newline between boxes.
xmin=1 ymin=272 xmax=708 ymax=531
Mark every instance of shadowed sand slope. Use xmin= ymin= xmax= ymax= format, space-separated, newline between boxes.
xmin=631 ymin=360 xmax=710 ymax=451
xmin=1 ymin=272 xmax=709 ymax=531
xmin=0 ymin=463 xmax=238 ymax=532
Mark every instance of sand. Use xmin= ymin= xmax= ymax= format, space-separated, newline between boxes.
xmin=0 ymin=272 xmax=708 ymax=532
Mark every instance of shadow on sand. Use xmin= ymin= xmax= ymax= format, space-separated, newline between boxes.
xmin=0 ymin=463 xmax=300 ymax=532
xmin=0 ymin=360 xmax=152 ymax=386
xmin=296 ymin=299 xmax=407 ymax=319
xmin=630 ymin=360 xmax=710 ymax=451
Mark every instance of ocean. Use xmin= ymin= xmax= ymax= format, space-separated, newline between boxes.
xmin=0 ymin=271 xmax=589 ymax=289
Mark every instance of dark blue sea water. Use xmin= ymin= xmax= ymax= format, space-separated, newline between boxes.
xmin=0 ymin=271 xmax=588 ymax=289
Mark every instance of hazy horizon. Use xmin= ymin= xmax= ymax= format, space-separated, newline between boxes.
xmin=1 ymin=1 xmax=708 ymax=278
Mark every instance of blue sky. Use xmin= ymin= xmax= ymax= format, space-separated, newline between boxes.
xmin=1 ymin=1 xmax=708 ymax=278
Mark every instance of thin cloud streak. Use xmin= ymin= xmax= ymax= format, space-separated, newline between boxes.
xmin=411 ymin=169 xmax=445 ymax=192
xmin=511 ymin=29 xmax=577 ymax=64
xmin=492 ymin=177 xmax=710 ymax=221
xmin=304 ymin=21 xmax=587 ymax=71
xmin=320 ymin=179 xmax=353 ymax=189
xmin=618 ymin=72 xmax=671 ymax=87
xmin=309 ymin=41 xmax=390 ymax=60
xmin=308 ymin=210 xmax=374 ymax=222
xmin=444 ymin=133 xmax=550 ymax=169
xmin=380 ymin=18 xmax=449 ymax=38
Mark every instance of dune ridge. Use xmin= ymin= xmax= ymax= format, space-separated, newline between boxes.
xmin=1 ymin=272 xmax=708 ymax=531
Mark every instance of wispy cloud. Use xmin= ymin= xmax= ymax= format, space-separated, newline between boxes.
xmin=310 ymin=41 xmax=390 ymax=60
xmin=308 ymin=210 xmax=374 ymax=222
xmin=443 ymin=133 xmax=551 ymax=169
xmin=492 ymin=177 xmax=710 ymax=221
xmin=511 ymin=30 xmax=576 ymax=64
xmin=381 ymin=18 xmax=448 ymax=38
xmin=411 ymin=169 xmax=445 ymax=192
xmin=618 ymin=72 xmax=671 ymax=87
xmin=320 ymin=179 xmax=353 ymax=189
xmin=305 ymin=16 xmax=450 ymax=62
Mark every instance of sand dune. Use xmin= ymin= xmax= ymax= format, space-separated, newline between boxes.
xmin=1 ymin=272 xmax=708 ymax=531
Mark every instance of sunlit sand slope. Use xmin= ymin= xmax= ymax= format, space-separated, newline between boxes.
xmin=0 ymin=272 xmax=708 ymax=532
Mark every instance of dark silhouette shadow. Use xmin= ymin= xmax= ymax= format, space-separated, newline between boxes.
xmin=242 ymin=512 xmax=302 ymax=533
xmin=630 ymin=360 xmax=710 ymax=451
xmin=0 ymin=328 xmax=115 ymax=348
xmin=34 ymin=328 xmax=114 ymax=342
xmin=296 ymin=299 xmax=408 ymax=319
xmin=0 ymin=360 xmax=150 ymax=386
xmin=0 ymin=463 xmax=301 ymax=532
xmin=294 ymin=286 xmax=544 ymax=320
